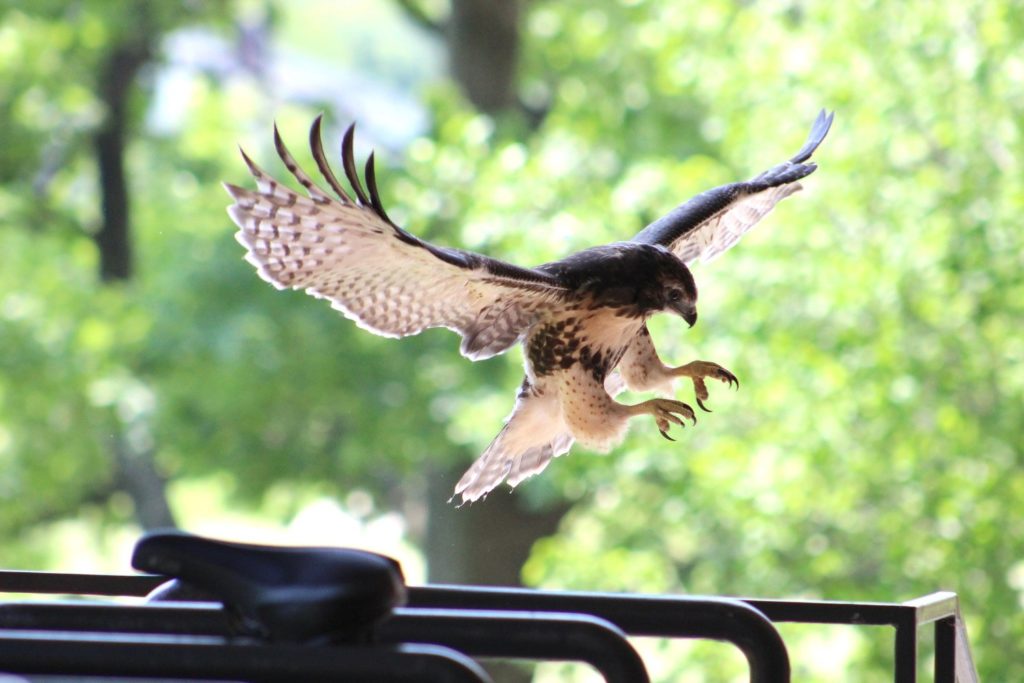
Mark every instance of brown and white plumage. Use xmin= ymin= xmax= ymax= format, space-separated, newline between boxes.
xmin=227 ymin=118 xmax=570 ymax=361
xmin=226 ymin=111 xmax=833 ymax=504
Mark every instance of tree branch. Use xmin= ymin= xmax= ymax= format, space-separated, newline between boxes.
xmin=393 ymin=0 xmax=446 ymax=36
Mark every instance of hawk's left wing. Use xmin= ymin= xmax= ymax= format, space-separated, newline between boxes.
xmin=630 ymin=109 xmax=833 ymax=264
xmin=226 ymin=117 xmax=571 ymax=360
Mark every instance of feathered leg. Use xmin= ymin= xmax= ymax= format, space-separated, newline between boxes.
xmin=617 ymin=325 xmax=738 ymax=411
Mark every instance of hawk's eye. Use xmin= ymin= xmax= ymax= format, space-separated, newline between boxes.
xmin=667 ymin=289 xmax=682 ymax=303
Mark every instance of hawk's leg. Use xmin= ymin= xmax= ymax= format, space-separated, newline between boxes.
xmin=557 ymin=366 xmax=697 ymax=449
xmin=619 ymin=326 xmax=739 ymax=411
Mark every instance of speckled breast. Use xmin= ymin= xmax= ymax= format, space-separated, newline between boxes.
xmin=526 ymin=311 xmax=641 ymax=382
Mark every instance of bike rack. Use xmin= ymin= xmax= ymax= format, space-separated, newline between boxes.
xmin=0 ymin=569 xmax=980 ymax=682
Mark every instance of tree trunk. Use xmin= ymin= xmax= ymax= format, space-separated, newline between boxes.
xmin=93 ymin=36 xmax=176 ymax=530
xmin=94 ymin=43 xmax=148 ymax=282
xmin=426 ymin=465 xmax=569 ymax=586
xmin=113 ymin=430 xmax=176 ymax=530
xmin=447 ymin=0 xmax=521 ymax=114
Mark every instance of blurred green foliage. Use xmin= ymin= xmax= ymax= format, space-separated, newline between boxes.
xmin=1 ymin=0 xmax=1022 ymax=680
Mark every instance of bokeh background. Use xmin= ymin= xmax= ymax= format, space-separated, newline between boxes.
xmin=1 ymin=0 xmax=1021 ymax=680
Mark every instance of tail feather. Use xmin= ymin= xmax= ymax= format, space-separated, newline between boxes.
xmin=506 ymin=433 xmax=574 ymax=487
xmin=452 ymin=382 xmax=572 ymax=504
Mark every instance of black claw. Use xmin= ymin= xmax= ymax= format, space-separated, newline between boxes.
xmin=711 ymin=367 xmax=739 ymax=389
xmin=660 ymin=428 xmax=676 ymax=442
xmin=697 ymin=397 xmax=712 ymax=413
xmin=683 ymin=406 xmax=697 ymax=425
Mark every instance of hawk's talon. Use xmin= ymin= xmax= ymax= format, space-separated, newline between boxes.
xmin=640 ymin=397 xmax=697 ymax=441
xmin=672 ymin=360 xmax=740 ymax=410
xmin=715 ymin=366 xmax=740 ymax=389
xmin=697 ymin=396 xmax=711 ymax=413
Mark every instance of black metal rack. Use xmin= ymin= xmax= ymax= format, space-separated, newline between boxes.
xmin=0 ymin=569 xmax=979 ymax=682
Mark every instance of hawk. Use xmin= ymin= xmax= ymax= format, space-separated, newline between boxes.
xmin=226 ymin=110 xmax=833 ymax=504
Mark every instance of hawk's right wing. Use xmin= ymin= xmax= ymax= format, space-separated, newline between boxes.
xmin=226 ymin=117 xmax=571 ymax=361
xmin=631 ymin=109 xmax=833 ymax=264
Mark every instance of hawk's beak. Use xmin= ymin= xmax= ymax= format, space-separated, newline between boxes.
xmin=674 ymin=303 xmax=697 ymax=328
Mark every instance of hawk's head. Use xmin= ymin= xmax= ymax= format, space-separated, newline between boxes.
xmin=547 ymin=243 xmax=698 ymax=325
xmin=646 ymin=246 xmax=698 ymax=327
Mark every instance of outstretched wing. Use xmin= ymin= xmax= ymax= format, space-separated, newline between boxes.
xmin=226 ymin=116 xmax=570 ymax=360
xmin=631 ymin=109 xmax=834 ymax=264
xmin=453 ymin=383 xmax=574 ymax=504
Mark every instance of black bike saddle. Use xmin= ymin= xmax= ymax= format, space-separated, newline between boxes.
xmin=132 ymin=530 xmax=406 ymax=643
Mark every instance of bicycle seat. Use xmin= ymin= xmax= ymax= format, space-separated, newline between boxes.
xmin=132 ymin=530 xmax=406 ymax=643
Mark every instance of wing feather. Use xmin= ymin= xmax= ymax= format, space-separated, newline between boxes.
xmin=227 ymin=117 xmax=570 ymax=360
xmin=631 ymin=109 xmax=834 ymax=264
xmin=308 ymin=116 xmax=354 ymax=203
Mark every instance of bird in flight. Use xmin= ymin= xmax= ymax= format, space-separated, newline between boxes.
xmin=226 ymin=110 xmax=833 ymax=504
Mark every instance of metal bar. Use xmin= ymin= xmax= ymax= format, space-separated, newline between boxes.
xmin=383 ymin=608 xmax=649 ymax=683
xmin=0 ymin=601 xmax=648 ymax=683
xmin=746 ymin=598 xmax=912 ymax=626
xmin=0 ymin=601 xmax=229 ymax=635
xmin=902 ymin=592 xmax=959 ymax=625
xmin=933 ymin=616 xmax=956 ymax=683
xmin=0 ymin=629 xmax=490 ymax=682
xmin=410 ymin=585 xmax=790 ymax=683
xmin=0 ymin=570 xmax=162 ymax=596
xmin=894 ymin=614 xmax=918 ymax=683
